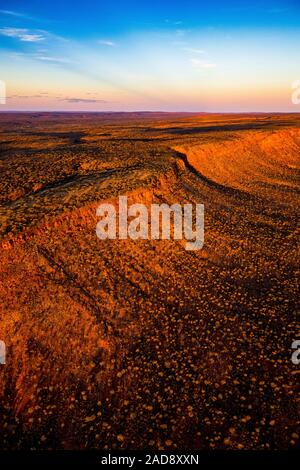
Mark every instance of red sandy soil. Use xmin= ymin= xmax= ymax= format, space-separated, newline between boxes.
xmin=0 ymin=112 xmax=299 ymax=450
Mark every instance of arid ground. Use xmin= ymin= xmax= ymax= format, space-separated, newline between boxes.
xmin=0 ymin=112 xmax=299 ymax=450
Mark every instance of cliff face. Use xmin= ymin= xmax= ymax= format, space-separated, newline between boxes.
xmin=0 ymin=113 xmax=299 ymax=450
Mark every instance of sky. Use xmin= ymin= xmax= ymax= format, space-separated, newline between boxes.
xmin=0 ymin=0 xmax=299 ymax=112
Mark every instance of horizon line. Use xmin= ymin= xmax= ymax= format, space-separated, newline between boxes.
xmin=1 ymin=110 xmax=300 ymax=115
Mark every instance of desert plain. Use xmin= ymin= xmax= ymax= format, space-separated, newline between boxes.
xmin=0 ymin=112 xmax=299 ymax=449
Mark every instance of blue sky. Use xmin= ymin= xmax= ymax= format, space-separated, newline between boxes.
xmin=0 ymin=1 xmax=299 ymax=111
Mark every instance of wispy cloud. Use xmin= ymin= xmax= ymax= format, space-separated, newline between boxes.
xmin=0 ymin=27 xmax=45 ymax=42
xmin=7 ymin=95 xmax=108 ymax=103
xmin=165 ymin=19 xmax=183 ymax=26
xmin=190 ymin=58 xmax=216 ymax=69
xmin=98 ymin=39 xmax=116 ymax=47
xmin=8 ymin=95 xmax=31 ymax=99
xmin=182 ymin=47 xmax=205 ymax=54
xmin=35 ymin=55 xmax=72 ymax=64
xmin=6 ymin=51 xmax=72 ymax=65
xmin=0 ymin=10 xmax=33 ymax=20
xmin=60 ymin=98 xmax=108 ymax=103
xmin=8 ymin=94 xmax=46 ymax=99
